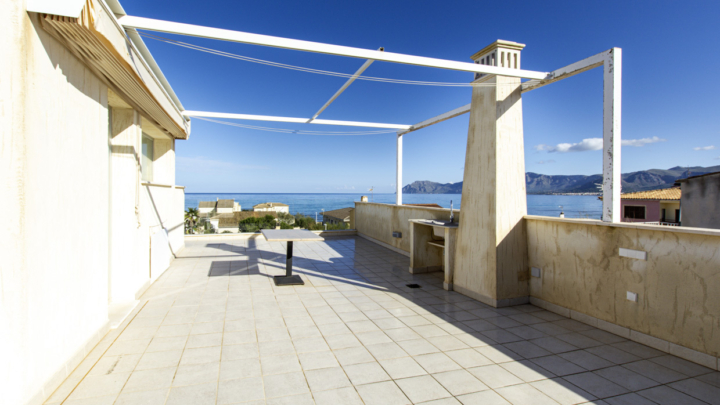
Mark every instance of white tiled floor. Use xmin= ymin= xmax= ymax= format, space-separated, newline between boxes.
xmin=46 ymin=236 xmax=720 ymax=405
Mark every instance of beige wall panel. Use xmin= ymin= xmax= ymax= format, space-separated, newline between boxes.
xmin=527 ymin=217 xmax=720 ymax=357
xmin=354 ymin=202 xmax=459 ymax=253
xmin=454 ymin=76 xmax=528 ymax=305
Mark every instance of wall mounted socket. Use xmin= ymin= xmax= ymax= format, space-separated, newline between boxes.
xmin=392 ymin=232 xmax=402 ymax=238
xmin=531 ymin=267 xmax=542 ymax=278
xmin=626 ymin=291 xmax=638 ymax=302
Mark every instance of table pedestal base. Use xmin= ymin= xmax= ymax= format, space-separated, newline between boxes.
xmin=273 ymin=275 xmax=304 ymax=286
xmin=274 ymin=241 xmax=304 ymax=286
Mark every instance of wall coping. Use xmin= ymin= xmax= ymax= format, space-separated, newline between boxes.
xmin=185 ymin=230 xmax=357 ymax=240
xmin=524 ymin=215 xmax=720 ymax=237
xmin=355 ymin=201 xmax=460 ymax=213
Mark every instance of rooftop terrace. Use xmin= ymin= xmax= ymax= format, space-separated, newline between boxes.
xmin=45 ymin=235 xmax=720 ymax=405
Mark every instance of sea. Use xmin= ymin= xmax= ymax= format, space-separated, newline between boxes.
xmin=185 ymin=193 xmax=602 ymax=220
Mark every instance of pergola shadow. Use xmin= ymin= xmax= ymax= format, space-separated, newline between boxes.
xmin=195 ymin=236 xmax=624 ymax=404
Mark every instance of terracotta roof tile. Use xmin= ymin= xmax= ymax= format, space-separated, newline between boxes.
xmin=621 ymin=187 xmax=681 ymax=201
xmin=322 ymin=207 xmax=353 ymax=221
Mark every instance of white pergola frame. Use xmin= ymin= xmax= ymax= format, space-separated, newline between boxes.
xmin=117 ymin=16 xmax=622 ymax=223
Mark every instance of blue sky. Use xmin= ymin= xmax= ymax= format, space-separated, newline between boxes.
xmin=123 ymin=0 xmax=720 ymax=193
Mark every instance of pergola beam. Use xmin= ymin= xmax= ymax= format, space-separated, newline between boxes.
xmin=398 ymin=103 xmax=471 ymax=136
xmin=182 ymin=110 xmax=411 ymax=129
xmin=309 ymin=56 xmax=377 ymax=122
xmin=521 ymin=51 xmax=605 ymax=93
xmin=118 ymin=16 xmax=549 ymax=80
xmin=602 ymin=48 xmax=622 ymax=223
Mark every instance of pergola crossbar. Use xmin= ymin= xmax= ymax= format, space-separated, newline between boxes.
xmin=118 ymin=16 xmax=549 ymax=80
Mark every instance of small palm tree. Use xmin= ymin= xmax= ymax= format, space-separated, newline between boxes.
xmin=185 ymin=207 xmax=199 ymax=234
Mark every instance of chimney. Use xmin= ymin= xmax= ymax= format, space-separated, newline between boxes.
xmin=470 ymin=40 xmax=525 ymax=82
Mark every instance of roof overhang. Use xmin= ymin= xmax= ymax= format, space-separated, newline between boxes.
xmin=30 ymin=0 xmax=190 ymax=139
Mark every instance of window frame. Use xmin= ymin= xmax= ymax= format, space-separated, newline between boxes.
xmin=623 ymin=205 xmax=646 ymax=220
xmin=141 ymin=133 xmax=154 ymax=182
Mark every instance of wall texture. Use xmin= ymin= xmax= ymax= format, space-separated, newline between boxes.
xmin=527 ymin=216 xmax=720 ymax=360
xmin=1 ymin=8 xmax=110 ymax=405
xmin=681 ymin=173 xmax=720 ymax=229
xmin=354 ymin=202 xmax=459 ymax=254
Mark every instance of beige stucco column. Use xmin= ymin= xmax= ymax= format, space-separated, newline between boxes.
xmin=453 ymin=40 xmax=529 ymax=307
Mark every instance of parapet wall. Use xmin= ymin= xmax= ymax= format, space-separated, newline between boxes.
xmin=353 ymin=204 xmax=720 ymax=367
xmin=526 ymin=216 xmax=720 ymax=366
xmin=354 ymin=202 xmax=459 ymax=254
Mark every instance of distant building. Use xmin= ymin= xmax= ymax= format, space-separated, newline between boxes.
xmin=619 ymin=188 xmax=681 ymax=224
xmin=210 ymin=211 xmax=278 ymax=233
xmin=198 ymin=201 xmax=216 ymax=215
xmin=198 ymin=198 xmax=241 ymax=216
xmin=677 ymin=171 xmax=720 ymax=229
xmin=253 ymin=202 xmax=290 ymax=213
xmin=322 ymin=207 xmax=353 ymax=226
xmin=404 ymin=203 xmax=444 ymax=209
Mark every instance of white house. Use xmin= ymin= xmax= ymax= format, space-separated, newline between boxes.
xmin=253 ymin=202 xmax=290 ymax=213
xmin=198 ymin=198 xmax=241 ymax=215
xmin=2 ymin=1 xmax=189 ymax=403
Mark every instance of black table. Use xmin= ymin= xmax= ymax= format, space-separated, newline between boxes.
xmin=261 ymin=229 xmax=324 ymax=286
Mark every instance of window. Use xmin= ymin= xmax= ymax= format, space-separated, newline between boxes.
xmin=624 ymin=205 xmax=645 ymax=220
xmin=141 ymin=134 xmax=154 ymax=182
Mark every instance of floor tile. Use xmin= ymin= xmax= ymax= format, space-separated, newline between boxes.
xmin=669 ymin=378 xmax=720 ymax=404
xmin=313 ymin=387 xmax=364 ymax=405
xmin=467 ymin=364 xmax=524 ymax=389
xmin=456 ymin=389 xmax=511 ymax=405
xmin=495 ymin=383 xmax=559 ymax=405
xmin=563 ymin=372 xmax=628 ymax=398
xmin=622 ymin=360 xmax=687 ymax=384
xmin=343 ymin=362 xmax=392 ymax=385
xmin=263 ymin=371 xmax=310 ymax=398
xmin=114 ymin=389 xmax=168 ymax=405
xmin=500 ymin=359 xmax=555 ymax=382
xmin=166 ymin=381 xmax=217 ymax=405
xmin=531 ymin=378 xmax=596 ymax=405
xmin=123 ymin=367 xmax=176 ymax=392
xmin=261 ymin=354 xmax=301 ymax=375
xmin=414 ymin=352 xmax=463 ymax=373
xmin=636 ymin=385 xmax=708 ymax=405
xmin=379 ymin=356 xmax=428 ymax=379
xmin=593 ymin=366 xmax=659 ymax=391
xmin=217 ymin=377 xmax=264 ymax=404
xmin=395 ymin=374 xmax=452 ymax=403
xmin=219 ymin=358 xmax=261 ymax=380
xmin=432 ymin=369 xmax=489 ymax=396
xmin=298 ymin=350 xmax=340 ymax=370
xmin=305 ymin=366 xmax=353 ymax=391
xmin=334 ymin=346 xmax=375 ymax=366
xmin=355 ymin=381 xmax=412 ymax=405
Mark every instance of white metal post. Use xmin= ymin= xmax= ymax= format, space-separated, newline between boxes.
xmin=602 ymin=48 xmax=622 ymax=222
xmin=396 ymin=133 xmax=403 ymax=205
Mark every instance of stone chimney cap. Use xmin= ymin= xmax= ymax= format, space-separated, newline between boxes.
xmin=471 ymin=40 xmax=526 ymax=61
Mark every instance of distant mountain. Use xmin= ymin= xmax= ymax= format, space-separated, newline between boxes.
xmin=402 ymin=165 xmax=720 ymax=194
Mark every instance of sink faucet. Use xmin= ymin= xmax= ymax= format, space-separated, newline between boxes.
xmin=449 ymin=200 xmax=454 ymax=223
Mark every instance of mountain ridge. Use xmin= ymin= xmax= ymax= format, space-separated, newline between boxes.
xmin=402 ymin=165 xmax=720 ymax=194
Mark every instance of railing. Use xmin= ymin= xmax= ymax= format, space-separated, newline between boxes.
xmin=642 ymin=221 xmax=680 ymax=226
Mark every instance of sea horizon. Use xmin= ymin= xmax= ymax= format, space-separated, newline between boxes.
xmin=185 ymin=192 xmax=602 ymax=220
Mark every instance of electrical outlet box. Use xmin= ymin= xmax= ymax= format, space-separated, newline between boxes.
xmin=531 ymin=267 xmax=542 ymax=278
xmin=392 ymin=232 xmax=402 ymax=238
xmin=626 ymin=291 xmax=638 ymax=302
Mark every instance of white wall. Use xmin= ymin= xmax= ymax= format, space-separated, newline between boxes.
xmin=0 ymin=8 xmax=187 ymax=404
xmin=1 ymin=8 xmax=111 ymax=405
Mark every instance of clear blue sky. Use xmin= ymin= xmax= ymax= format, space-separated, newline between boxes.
xmin=123 ymin=0 xmax=720 ymax=193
